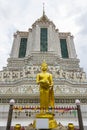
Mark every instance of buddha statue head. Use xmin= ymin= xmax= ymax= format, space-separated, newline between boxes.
xmin=41 ymin=60 xmax=48 ymax=71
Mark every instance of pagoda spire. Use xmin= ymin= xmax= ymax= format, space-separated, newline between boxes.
xmin=43 ymin=3 xmax=45 ymax=16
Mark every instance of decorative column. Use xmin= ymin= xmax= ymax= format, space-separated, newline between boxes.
xmin=75 ymin=99 xmax=84 ymax=130
xmin=6 ymin=99 xmax=15 ymax=130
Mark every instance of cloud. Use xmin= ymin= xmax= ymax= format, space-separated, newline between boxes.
xmin=76 ymin=12 xmax=87 ymax=35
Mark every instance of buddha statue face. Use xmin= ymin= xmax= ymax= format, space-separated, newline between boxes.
xmin=41 ymin=61 xmax=48 ymax=71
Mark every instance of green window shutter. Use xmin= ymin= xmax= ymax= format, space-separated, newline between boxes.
xmin=19 ymin=38 xmax=27 ymax=58
xmin=40 ymin=28 xmax=48 ymax=52
xmin=60 ymin=39 xmax=69 ymax=58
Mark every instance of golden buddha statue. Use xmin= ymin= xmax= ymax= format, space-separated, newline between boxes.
xmin=33 ymin=61 xmax=58 ymax=129
xmin=36 ymin=61 xmax=54 ymax=113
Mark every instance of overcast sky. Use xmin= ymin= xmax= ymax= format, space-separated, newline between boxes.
xmin=0 ymin=0 xmax=87 ymax=73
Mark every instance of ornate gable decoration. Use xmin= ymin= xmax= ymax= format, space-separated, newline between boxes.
xmin=32 ymin=13 xmax=55 ymax=27
xmin=38 ymin=14 xmax=50 ymax=22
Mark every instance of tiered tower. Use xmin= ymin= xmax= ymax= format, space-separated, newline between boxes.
xmin=0 ymin=11 xmax=87 ymax=106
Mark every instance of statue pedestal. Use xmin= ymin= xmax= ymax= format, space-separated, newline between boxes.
xmin=33 ymin=113 xmax=58 ymax=129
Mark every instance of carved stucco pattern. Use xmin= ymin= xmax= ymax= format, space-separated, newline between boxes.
xmin=0 ymin=66 xmax=86 ymax=82
xmin=0 ymin=85 xmax=87 ymax=95
xmin=0 ymin=65 xmax=87 ymax=96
